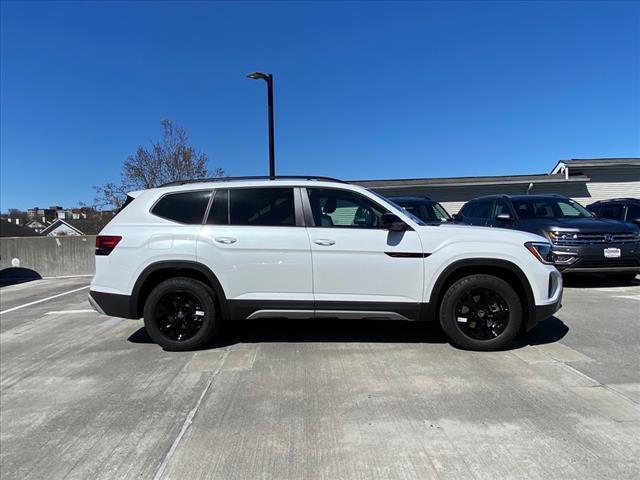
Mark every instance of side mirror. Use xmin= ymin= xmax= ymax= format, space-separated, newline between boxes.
xmin=380 ymin=213 xmax=408 ymax=232
xmin=632 ymin=218 xmax=640 ymax=226
xmin=495 ymin=213 xmax=513 ymax=221
xmin=452 ymin=213 xmax=463 ymax=222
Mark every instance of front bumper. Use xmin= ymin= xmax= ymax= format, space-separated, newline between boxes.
xmin=525 ymin=271 xmax=562 ymax=331
xmin=551 ymin=243 xmax=640 ymax=273
xmin=533 ymin=294 xmax=562 ymax=325
xmin=89 ymin=291 xmax=139 ymax=319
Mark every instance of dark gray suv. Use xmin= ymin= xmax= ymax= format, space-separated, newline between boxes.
xmin=455 ymin=194 xmax=640 ymax=281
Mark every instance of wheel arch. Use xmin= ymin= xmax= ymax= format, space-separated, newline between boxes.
xmin=132 ymin=261 xmax=229 ymax=321
xmin=427 ymin=258 xmax=536 ymax=330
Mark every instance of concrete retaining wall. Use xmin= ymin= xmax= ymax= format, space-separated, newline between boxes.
xmin=0 ymin=235 xmax=96 ymax=278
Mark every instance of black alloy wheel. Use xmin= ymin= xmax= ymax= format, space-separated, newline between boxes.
xmin=143 ymin=277 xmax=219 ymax=351
xmin=439 ymin=274 xmax=522 ymax=351
xmin=454 ymin=287 xmax=510 ymax=340
xmin=153 ymin=291 xmax=205 ymax=342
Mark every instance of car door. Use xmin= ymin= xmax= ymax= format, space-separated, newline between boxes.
xmin=196 ymin=186 xmax=314 ymax=319
xmin=303 ymin=187 xmax=424 ymax=320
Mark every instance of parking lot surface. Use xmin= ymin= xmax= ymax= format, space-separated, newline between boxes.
xmin=1 ymin=276 xmax=639 ymax=479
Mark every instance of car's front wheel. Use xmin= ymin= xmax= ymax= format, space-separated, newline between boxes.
xmin=143 ymin=277 xmax=219 ymax=351
xmin=439 ymin=274 xmax=522 ymax=351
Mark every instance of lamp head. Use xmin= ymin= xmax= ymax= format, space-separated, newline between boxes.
xmin=247 ymin=72 xmax=269 ymax=81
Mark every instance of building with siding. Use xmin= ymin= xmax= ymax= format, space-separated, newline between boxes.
xmin=354 ymin=158 xmax=640 ymax=214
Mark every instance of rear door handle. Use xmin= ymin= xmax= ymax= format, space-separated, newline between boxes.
xmin=313 ymin=239 xmax=336 ymax=246
xmin=214 ymin=237 xmax=237 ymax=244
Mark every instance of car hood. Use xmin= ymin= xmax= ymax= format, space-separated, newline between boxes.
xmin=414 ymin=223 xmax=548 ymax=244
xmin=524 ymin=217 xmax=639 ymax=233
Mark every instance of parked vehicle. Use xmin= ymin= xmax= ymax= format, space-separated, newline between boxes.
xmin=89 ymin=176 xmax=562 ymax=352
xmin=387 ymin=196 xmax=452 ymax=223
xmin=455 ymin=194 xmax=640 ymax=281
xmin=586 ymin=198 xmax=640 ymax=227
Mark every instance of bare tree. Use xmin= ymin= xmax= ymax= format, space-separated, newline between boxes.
xmin=95 ymin=119 xmax=223 ymax=209
xmin=7 ymin=209 xmax=29 ymax=224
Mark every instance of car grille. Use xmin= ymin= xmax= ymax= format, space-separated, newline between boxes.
xmin=551 ymin=232 xmax=639 ymax=246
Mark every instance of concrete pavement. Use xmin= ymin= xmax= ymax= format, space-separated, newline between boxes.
xmin=1 ymin=276 xmax=639 ymax=479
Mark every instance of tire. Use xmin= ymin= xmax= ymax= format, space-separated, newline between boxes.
xmin=439 ymin=274 xmax=522 ymax=351
xmin=143 ymin=277 xmax=219 ymax=351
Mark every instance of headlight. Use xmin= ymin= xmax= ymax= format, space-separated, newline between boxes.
xmin=525 ymin=242 xmax=554 ymax=264
xmin=548 ymin=231 xmax=577 ymax=244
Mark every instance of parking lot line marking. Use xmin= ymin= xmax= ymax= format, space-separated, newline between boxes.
xmin=152 ymin=346 xmax=232 ymax=480
xmin=0 ymin=286 xmax=90 ymax=315
xmin=44 ymin=309 xmax=95 ymax=315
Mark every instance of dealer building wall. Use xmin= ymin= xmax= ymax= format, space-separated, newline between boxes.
xmin=356 ymin=158 xmax=639 ymax=215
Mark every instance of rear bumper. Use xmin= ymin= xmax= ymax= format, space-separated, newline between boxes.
xmin=89 ymin=290 xmax=138 ymax=319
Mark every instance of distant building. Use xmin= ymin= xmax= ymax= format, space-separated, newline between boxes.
xmin=355 ymin=158 xmax=640 ymax=214
xmin=25 ymin=219 xmax=48 ymax=234
xmin=0 ymin=220 xmax=41 ymax=237
xmin=27 ymin=206 xmax=63 ymax=224
xmin=40 ymin=219 xmax=85 ymax=236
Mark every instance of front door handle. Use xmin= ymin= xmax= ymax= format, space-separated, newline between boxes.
xmin=215 ymin=237 xmax=237 ymax=244
xmin=313 ymin=239 xmax=336 ymax=246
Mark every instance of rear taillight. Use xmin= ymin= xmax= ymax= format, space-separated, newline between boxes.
xmin=96 ymin=235 xmax=122 ymax=256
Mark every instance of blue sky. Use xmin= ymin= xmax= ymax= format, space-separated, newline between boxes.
xmin=1 ymin=1 xmax=639 ymax=210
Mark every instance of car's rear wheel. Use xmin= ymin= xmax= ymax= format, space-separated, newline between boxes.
xmin=439 ymin=274 xmax=522 ymax=351
xmin=143 ymin=277 xmax=219 ymax=351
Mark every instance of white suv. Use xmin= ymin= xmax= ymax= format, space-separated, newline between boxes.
xmin=89 ymin=176 xmax=562 ymax=351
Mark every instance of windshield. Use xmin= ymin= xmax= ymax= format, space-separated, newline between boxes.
xmin=369 ymin=192 xmax=427 ymax=226
xmin=389 ymin=199 xmax=451 ymax=223
xmin=512 ymin=198 xmax=593 ymax=219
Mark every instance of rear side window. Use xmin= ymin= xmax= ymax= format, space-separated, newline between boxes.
xmin=152 ymin=190 xmax=212 ymax=224
xmin=206 ymin=189 xmax=229 ymax=225
xmin=229 ymin=188 xmax=295 ymax=226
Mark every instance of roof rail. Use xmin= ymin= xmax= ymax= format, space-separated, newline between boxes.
xmin=160 ymin=175 xmax=345 ymax=187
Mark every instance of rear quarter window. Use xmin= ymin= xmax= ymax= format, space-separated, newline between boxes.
xmin=151 ymin=190 xmax=212 ymax=224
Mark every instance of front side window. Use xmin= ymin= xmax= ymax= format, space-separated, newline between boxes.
xmin=626 ymin=205 xmax=640 ymax=222
xmin=493 ymin=200 xmax=511 ymax=217
xmin=465 ymin=201 xmax=492 ymax=219
xmin=599 ymin=204 xmax=624 ymax=220
xmin=151 ymin=190 xmax=212 ymax=224
xmin=307 ymin=188 xmax=388 ymax=228
xmin=228 ymin=188 xmax=295 ymax=226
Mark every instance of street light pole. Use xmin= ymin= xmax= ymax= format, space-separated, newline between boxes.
xmin=247 ymin=72 xmax=276 ymax=177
